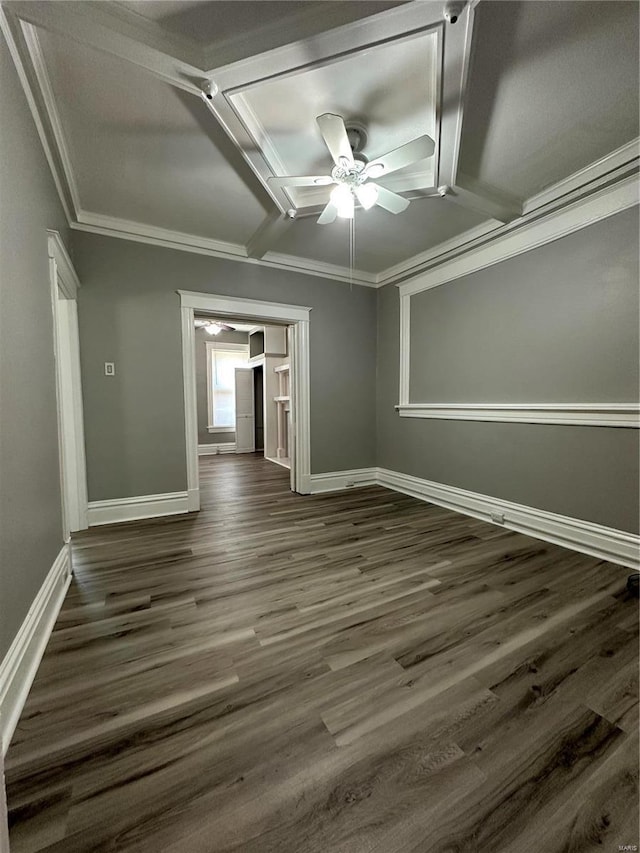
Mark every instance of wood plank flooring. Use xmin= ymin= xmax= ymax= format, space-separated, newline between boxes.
xmin=6 ymin=453 xmax=639 ymax=852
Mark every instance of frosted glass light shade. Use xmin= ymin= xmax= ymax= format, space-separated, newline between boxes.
xmin=330 ymin=184 xmax=354 ymax=219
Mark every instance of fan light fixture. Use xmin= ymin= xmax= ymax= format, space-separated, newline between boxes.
xmin=267 ymin=114 xmax=436 ymax=225
xmin=330 ymin=184 xmax=355 ymax=219
xmin=355 ymin=182 xmax=378 ymax=210
xmin=206 ymin=323 xmax=222 ymax=335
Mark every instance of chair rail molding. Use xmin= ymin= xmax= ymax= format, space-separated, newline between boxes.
xmin=179 ymin=291 xmax=312 ymax=499
xmin=395 ymin=403 xmax=640 ymax=428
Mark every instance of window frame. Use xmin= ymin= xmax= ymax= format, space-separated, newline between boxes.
xmin=205 ymin=341 xmax=250 ymax=433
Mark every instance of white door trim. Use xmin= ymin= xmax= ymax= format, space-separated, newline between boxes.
xmin=178 ymin=291 xmax=312 ymax=503
xmin=48 ymin=230 xmax=88 ymax=536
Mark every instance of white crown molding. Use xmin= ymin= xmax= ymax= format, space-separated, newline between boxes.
xmin=524 ymin=137 xmax=640 ymax=214
xmin=309 ymin=468 xmax=378 ymax=493
xmin=398 ymin=174 xmax=639 ymax=297
xmin=0 ymin=543 xmax=71 ymax=754
xmin=379 ymin=143 xmax=640 ymax=286
xmin=71 ymin=212 xmax=377 ymax=287
xmin=379 ymin=219 xmax=501 ymax=285
xmin=396 ymin=403 xmax=640 ymax=428
xmin=263 ymin=252 xmax=378 ymax=287
xmin=0 ymin=4 xmax=73 ymax=223
xmin=21 ymin=22 xmax=83 ymax=216
xmin=87 ymin=491 xmax=190 ymax=526
xmin=74 ymin=211 xmax=247 ymax=259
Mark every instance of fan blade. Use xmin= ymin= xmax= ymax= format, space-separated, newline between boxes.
xmin=219 ymin=323 xmax=235 ymax=332
xmin=316 ymin=114 xmax=354 ymax=168
xmin=267 ymin=175 xmax=333 ymax=188
xmin=372 ymin=184 xmax=410 ymax=214
xmin=365 ymin=135 xmax=435 ymax=178
xmin=317 ymin=201 xmax=338 ymax=225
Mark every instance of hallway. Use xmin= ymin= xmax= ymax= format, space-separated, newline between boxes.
xmin=6 ymin=454 xmax=638 ymax=852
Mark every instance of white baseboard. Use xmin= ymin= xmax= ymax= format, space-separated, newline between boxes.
xmin=198 ymin=443 xmax=236 ymax=456
xmin=308 ymin=466 xmax=638 ymax=568
xmin=310 ymin=468 xmax=378 ymax=494
xmin=0 ymin=543 xmax=71 ymax=754
xmin=377 ymin=468 xmax=640 ymax=570
xmin=87 ymin=491 xmax=190 ymax=526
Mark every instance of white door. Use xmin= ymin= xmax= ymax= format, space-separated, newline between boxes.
xmin=234 ymin=368 xmax=255 ymax=453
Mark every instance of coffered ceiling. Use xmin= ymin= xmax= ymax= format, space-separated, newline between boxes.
xmin=1 ymin=0 xmax=638 ymax=286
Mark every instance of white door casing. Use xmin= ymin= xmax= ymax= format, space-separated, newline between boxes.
xmin=48 ymin=231 xmax=88 ymax=538
xmin=234 ymin=368 xmax=255 ymax=453
xmin=179 ymin=290 xmax=311 ymax=506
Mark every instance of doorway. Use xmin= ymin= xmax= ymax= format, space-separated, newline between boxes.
xmin=179 ymin=291 xmax=311 ymax=511
xmin=48 ymin=231 xmax=88 ymax=538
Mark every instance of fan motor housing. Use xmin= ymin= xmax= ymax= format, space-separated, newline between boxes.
xmin=345 ymin=122 xmax=368 ymax=156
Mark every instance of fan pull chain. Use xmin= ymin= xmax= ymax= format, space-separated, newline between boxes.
xmin=349 ymin=215 xmax=355 ymax=291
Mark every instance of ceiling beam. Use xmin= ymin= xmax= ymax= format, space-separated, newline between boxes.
xmin=7 ymin=1 xmax=205 ymax=94
xmin=438 ymin=0 xmax=478 ymax=190
xmin=437 ymin=0 xmax=524 ymax=224
xmin=447 ymin=176 xmax=523 ymax=223
xmin=246 ymin=209 xmax=295 ymax=259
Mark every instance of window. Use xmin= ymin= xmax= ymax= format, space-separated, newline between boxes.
xmin=206 ymin=342 xmax=249 ymax=432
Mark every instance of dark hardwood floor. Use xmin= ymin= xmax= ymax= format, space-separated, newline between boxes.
xmin=6 ymin=454 xmax=639 ymax=852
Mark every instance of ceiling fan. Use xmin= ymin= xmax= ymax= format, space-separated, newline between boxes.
xmin=194 ymin=319 xmax=236 ymax=335
xmin=267 ymin=113 xmax=435 ymax=224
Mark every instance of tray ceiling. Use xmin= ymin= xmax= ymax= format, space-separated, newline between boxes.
xmin=2 ymin=0 xmax=638 ymax=286
xmin=226 ymin=25 xmax=439 ymax=211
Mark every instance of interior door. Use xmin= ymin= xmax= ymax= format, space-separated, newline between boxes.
xmin=234 ymin=368 xmax=255 ymax=453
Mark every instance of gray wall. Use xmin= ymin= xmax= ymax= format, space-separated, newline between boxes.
xmin=377 ymin=207 xmax=640 ymax=533
xmin=409 ymin=207 xmax=639 ymax=403
xmin=194 ymin=325 xmax=248 ymax=445
xmin=73 ymin=232 xmax=377 ymax=501
xmin=0 ymin=33 xmax=69 ymax=660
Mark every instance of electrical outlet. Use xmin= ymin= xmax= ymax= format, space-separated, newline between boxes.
xmin=490 ymin=511 xmax=505 ymax=524
xmin=104 ymin=362 xmax=115 ymax=376
xmin=345 ymin=481 xmax=355 ymax=488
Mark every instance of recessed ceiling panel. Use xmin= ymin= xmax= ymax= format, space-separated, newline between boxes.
xmin=459 ymin=0 xmax=640 ymax=200
xmin=228 ymin=27 xmax=440 ymax=209
xmin=35 ymin=26 xmax=269 ymax=243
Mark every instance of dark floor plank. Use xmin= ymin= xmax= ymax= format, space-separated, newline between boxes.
xmin=6 ymin=453 xmax=638 ymax=852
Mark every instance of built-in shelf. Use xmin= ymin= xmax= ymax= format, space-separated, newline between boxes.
xmin=273 ymin=358 xmax=290 ymax=466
